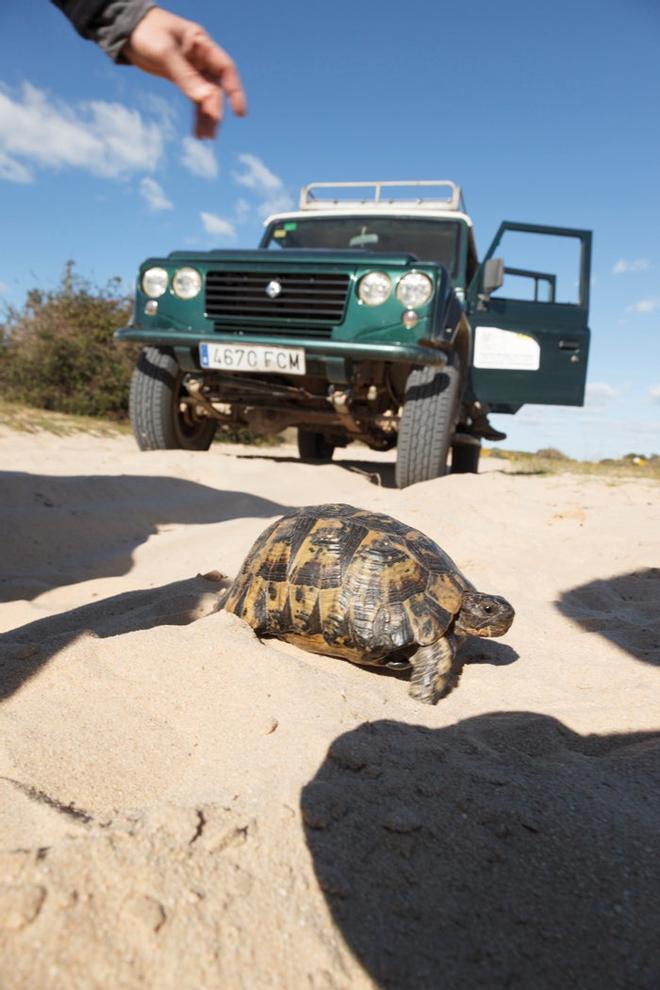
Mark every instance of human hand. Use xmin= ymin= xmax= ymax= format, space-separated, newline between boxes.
xmin=121 ymin=7 xmax=246 ymax=139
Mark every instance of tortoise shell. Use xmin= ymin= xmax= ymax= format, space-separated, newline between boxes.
xmin=223 ymin=503 xmax=473 ymax=665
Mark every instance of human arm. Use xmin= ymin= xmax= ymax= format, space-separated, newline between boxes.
xmin=51 ymin=1 xmax=246 ymax=139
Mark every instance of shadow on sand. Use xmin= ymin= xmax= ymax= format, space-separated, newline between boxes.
xmin=0 ymin=470 xmax=287 ymax=700
xmin=302 ymin=713 xmax=659 ymax=990
xmin=556 ymin=568 xmax=660 ymax=666
xmin=234 ymin=451 xmax=397 ymax=488
xmin=0 ymin=471 xmax=288 ymax=603
xmin=0 ymin=574 xmax=231 ymax=702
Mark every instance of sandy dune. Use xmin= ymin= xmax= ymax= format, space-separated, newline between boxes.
xmin=0 ymin=428 xmax=658 ymax=989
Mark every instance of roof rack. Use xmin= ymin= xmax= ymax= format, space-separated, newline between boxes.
xmin=300 ymin=180 xmax=465 ymax=214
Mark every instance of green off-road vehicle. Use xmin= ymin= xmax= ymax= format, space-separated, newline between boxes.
xmin=117 ymin=180 xmax=592 ymax=487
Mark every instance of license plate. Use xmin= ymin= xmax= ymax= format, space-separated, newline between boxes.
xmin=199 ymin=341 xmax=306 ymax=375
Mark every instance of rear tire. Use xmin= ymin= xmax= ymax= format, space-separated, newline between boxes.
xmin=395 ymin=357 xmax=462 ymax=488
xmin=451 ymin=436 xmax=481 ymax=474
xmin=297 ymin=430 xmax=335 ymax=463
xmin=129 ymin=347 xmax=217 ymax=451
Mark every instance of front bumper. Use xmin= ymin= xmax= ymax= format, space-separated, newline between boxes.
xmin=114 ymin=327 xmax=448 ymax=366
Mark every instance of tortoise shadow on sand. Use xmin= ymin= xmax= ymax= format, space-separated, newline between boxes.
xmin=266 ymin=636 xmax=519 ymax=701
xmin=0 ymin=471 xmax=288 ymax=604
xmin=344 ymin=637 xmax=519 ymax=692
xmin=0 ymin=574 xmax=230 ymax=702
xmin=556 ymin=568 xmax=660 ymax=666
xmin=301 ymin=713 xmax=659 ymax=990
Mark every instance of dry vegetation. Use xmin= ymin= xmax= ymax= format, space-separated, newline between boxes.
xmin=0 ymin=263 xmax=137 ymax=420
xmin=483 ymin=446 xmax=660 ymax=480
xmin=0 ymin=399 xmax=283 ymax=446
xmin=0 ymin=398 xmax=130 ymax=437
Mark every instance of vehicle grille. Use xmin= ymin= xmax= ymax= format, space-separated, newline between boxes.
xmin=213 ymin=322 xmax=333 ymax=338
xmin=205 ymin=271 xmax=350 ymax=324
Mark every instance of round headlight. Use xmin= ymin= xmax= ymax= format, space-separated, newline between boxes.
xmin=396 ymin=272 xmax=433 ymax=309
xmin=142 ymin=267 xmax=169 ymax=298
xmin=358 ymin=271 xmax=392 ymax=307
xmin=173 ymin=267 xmax=202 ymax=300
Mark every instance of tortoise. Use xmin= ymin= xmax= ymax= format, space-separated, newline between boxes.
xmin=223 ymin=504 xmax=514 ymax=704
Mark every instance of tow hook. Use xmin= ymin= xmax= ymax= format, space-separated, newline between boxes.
xmin=328 ymin=386 xmax=361 ymax=435
xmin=329 ymin=386 xmax=351 ymax=413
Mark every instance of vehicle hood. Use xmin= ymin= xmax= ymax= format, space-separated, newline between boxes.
xmin=161 ymin=248 xmax=423 ymax=268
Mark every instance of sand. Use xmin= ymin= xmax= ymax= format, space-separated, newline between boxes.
xmin=0 ymin=428 xmax=658 ymax=989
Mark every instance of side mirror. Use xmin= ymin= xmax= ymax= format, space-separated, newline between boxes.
xmin=483 ymin=257 xmax=505 ymax=296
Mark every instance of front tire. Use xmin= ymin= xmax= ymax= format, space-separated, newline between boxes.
xmin=297 ymin=429 xmax=335 ymax=463
xmin=129 ymin=347 xmax=217 ymax=451
xmin=395 ymin=356 xmax=462 ymax=488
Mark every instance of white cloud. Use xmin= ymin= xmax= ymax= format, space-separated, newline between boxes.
xmin=235 ymin=197 xmax=252 ymax=223
xmin=234 ymin=153 xmax=283 ymax=193
xmin=0 ymin=82 xmax=164 ymax=182
xmin=611 ymin=258 xmax=653 ymax=275
xmin=0 ymin=149 xmax=32 ymax=183
xmin=231 ymin=153 xmax=293 ymax=221
xmin=585 ymin=383 xmax=621 ymax=406
xmin=139 ymin=177 xmax=173 ymax=212
xmin=181 ymin=137 xmax=218 ymax=179
xmin=649 ymin=385 xmax=660 ymax=405
xmin=200 ymin=211 xmax=236 ymax=239
xmin=258 ymin=192 xmax=295 ymax=219
xmin=628 ymin=298 xmax=660 ymax=313
xmin=139 ymin=93 xmax=178 ymax=138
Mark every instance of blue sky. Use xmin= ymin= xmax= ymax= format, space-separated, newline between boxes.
xmin=1 ymin=0 xmax=659 ymax=458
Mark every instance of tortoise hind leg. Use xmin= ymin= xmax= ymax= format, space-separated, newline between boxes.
xmin=408 ymin=636 xmax=457 ymax=705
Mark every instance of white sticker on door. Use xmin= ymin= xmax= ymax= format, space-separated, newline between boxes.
xmin=474 ymin=326 xmax=540 ymax=371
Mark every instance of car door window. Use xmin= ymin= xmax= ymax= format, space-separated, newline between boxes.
xmin=488 ymin=229 xmax=583 ymax=305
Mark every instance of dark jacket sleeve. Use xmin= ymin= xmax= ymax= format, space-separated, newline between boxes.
xmin=51 ymin=0 xmax=155 ymax=61
xmin=51 ymin=1 xmax=110 ymax=38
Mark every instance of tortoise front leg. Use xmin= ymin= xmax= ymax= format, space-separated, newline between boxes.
xmin=408 ymin=636 xmax=456 ymax=705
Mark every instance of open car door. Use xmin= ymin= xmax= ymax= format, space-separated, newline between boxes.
xmin=466 ymin=222 xmax=592 ymax=409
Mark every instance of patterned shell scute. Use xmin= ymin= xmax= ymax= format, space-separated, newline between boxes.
xmin=224 ymin=504 xmax=471 ymax=663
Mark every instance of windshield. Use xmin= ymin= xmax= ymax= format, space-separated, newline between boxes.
xmin=261 ymin=216 xmax=461 ymax=277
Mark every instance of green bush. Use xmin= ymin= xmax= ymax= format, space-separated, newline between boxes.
xmin=0 ymin=261 xmax=137 ymax=419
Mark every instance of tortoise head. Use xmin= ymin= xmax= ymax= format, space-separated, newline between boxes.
xmin=453 ymin=592 xmax=514 ymax=638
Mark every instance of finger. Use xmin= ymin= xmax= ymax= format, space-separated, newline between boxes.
xmin=220 ymin=63 xmax=247 ymax=117
xmin=195 ymin=106 xmax=216 ymax=140
xmin=163 ymin=46 xmax=216 ymax=106
xmin=185 ymin=34 xmax=247 ymax=117
xmin=193 ymin=77 xmax=223 ymax=139
xmin=195 ymin=88 xmax=223 ymax=139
